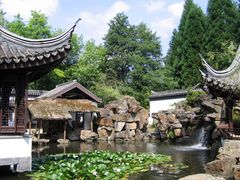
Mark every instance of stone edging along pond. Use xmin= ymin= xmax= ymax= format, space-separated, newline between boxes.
xmin=29 ymin=151 xmax=187 ymax=179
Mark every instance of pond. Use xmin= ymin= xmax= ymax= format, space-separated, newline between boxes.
xmin=0 ymin=140 xmax=215 ymax=180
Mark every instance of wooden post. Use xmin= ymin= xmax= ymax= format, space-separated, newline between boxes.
xmin=91 ymin=113 xmax=93 ymax=131
xmin=225 ymin=100 xmax=235 ymax=130
xmin=37 ymin=120 xmax=40 ymax=142
xmin=63 ymin=120 xmax=67 ymax=141
xmin=29 ymin=120 xmax=32 ymax=135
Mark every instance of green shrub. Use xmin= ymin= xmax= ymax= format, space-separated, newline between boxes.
xmin=186 ymin=90 xmax=205 ymax=106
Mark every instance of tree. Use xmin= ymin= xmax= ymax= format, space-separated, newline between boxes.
xmin=103 ymin=12 xmax=135 ymax=83
xmin=26 ymin=11 xmax=51 ymax=39
xmin=204 ymin=0 xmax=239 ymax=70
xmin=52 ymin=29 xmax=83 ymax=69
xmin=0 ymin=3 xmax=7 ymax=28
xmin=66 ymin=41 xmax=106 ymax=89
xmin=165 ymin=0 xmax=195 ymax=87
xmin=180 ymin=5 xmax=206 ymax=87
xmin=166 ymin=0 xmax=205 ymax=88
xmin=130 ymin=23 xmax=162 ymax=89
xmin=104 ymin=13 xmax=166 ymax=106
xmin=8 ymin=14 xmax=26 ymax=36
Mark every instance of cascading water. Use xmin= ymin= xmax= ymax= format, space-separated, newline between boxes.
xmin=188 ymin=128 xmax=208 ymax=150
xmin=174 ymin=128 xmax=208 ymax=151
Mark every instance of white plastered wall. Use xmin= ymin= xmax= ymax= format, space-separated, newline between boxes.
xmin=148 ymin=97 xmax=185 ymax=125
xmin=0 ymin=136 xmax=32 ymax=158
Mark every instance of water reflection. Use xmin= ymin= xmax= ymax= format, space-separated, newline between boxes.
xmin=31 ymin=141 xmax=213 ymax=179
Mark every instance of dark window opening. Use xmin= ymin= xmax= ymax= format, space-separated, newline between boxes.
xmin=1 ymin=84 xmax=16 ymax=128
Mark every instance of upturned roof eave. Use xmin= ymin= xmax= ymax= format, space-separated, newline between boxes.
xmin=200 ymin=46 xmax=240 ymax=79
xmin=0 ymin=18 xmax=81 ymax=46
xmin=0 ymin=19 xmax=80 ymax=67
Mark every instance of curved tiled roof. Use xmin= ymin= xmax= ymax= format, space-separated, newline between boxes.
xmin=150 ymin=89 xmax=187 ymax=100
xmin=200 ymin=46 xmax=240 ymax=99
xmin=0 ymin=19 xmax=80 ymax=69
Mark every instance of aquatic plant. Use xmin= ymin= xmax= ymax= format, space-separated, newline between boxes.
xmin=30 ymin=150 xmax=186 ymax=179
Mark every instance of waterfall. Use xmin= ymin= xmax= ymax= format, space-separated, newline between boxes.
xmin=174 ymin=128 xmax=208 ymax=151
xmin=188 ymin=128 xmax=208 ymax=149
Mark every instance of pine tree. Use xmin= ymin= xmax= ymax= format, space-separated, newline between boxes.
xmin=103 ymin=12 xmax=134 ymax=83
xmin=166 ymin=0 xmax=205 ymax=88
xmin=180 ymin=5 xmax=206 ymax=87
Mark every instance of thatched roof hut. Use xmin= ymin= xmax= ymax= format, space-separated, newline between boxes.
xmin=28 ymin=98 xmax=98 ymax=121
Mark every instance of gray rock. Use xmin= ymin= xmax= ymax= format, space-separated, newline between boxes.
xmin=205 ymin=157 xmax=236 ymax=179
xmin=80 ymin=130 xmax=98 ymax=141
xmin=179 ymin=173 xmax=225 ymax=180
xmin=233 ymin=165 xmax=240 ymax=180
xmin=114 ymin=122 xmax=126 ymax=131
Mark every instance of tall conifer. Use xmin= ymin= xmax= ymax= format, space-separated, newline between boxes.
xmin=166 ymin=0 xmax=205 ymax=87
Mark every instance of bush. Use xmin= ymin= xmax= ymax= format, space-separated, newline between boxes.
xmin=186 ymin=90 xmax=205 ymax=106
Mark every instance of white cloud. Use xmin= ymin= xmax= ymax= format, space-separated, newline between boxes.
xmin=2 ymin=0 xmax=59 ymax=20
xmin=145 ymin=0 xmax=165 ymax=13
xmin=151 ymin=18 xmax=176 ymax=40
xmin=168 ymin=1 xmax=184 ymax=17
xmin=71 ymin=1 xmax=130 ymax=44
xmin=102 ymin=1 xmax=130 ymax=22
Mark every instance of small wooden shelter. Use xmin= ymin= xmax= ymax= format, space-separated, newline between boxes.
xmin=29 ymin=81 xmax=102 ymax=142
xmin=201 ymin=46 xmax=240 ymax=138
xmin=0 ymin=20 xmax=79 ymax=172
xmin=28 ymin=98 xmax=98 ymax=142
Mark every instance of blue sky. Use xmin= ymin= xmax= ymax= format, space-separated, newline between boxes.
xmin=1 ymin=0 xmax=208 ymax=55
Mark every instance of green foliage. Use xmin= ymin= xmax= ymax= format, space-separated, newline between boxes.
xmin=30 ymin=151 xmax=186 ymax=180
xmin=203 ymin=0 xmax=239 ymax=70
xmin=0 ymin=3 xmax=8 ymax=28
xmin=7 ymin=14 xmax=26 ymax=36
xmin=205 ymin=41 xmax=237 ymax=70
xmin=103 ymin=12 xmax=167 ymax=106
xmin=66 ymin=41 xmax=105 ymax=89
xmin=167 ymin=129 xmax=175 ymax=140
xmin=186 ymin=90 xmax=205 ymax=106
xmin=103 ymin=12 xmax=134 ymax=83
xmin=26 ymin=11 xmax=51 ymax=39
xmin=166 ymin=0 xmax=206 ymax=88
xmin=233 ymin=108 xmax=240 ymax=123
xmin=91 ymin=81 xmax=122 ymax=105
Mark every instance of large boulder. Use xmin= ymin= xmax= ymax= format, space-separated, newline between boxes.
xmin=135 ymin=109 xmax=149 ymax=129
xmin=233 ymin=165 xmax=240 ymax=180
xmin=98 ymin=127 xmax=112 ymax=140
xmin=112 ymin=113 xmax=132 ymax=122
xmin=114 ymin=122 xmax=126 ymax=131
xmin=205 ymin=157 xmax=236 ymax=179
xmin=96 ymin=117 xmax=113 ymax=127
xmin=97 ymin=96 xmax=149 ymax=141
xmin=126 ymin=122 xmax=137 ymax=130
xmin=125 ymin=96 xmax=142 ymax=113
xmin=80 ymin=130 xmax=98 ymax=141
xmin=179 ymin=173 xmax=225 ymax=180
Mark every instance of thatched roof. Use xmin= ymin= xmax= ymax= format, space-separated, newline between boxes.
xmin=28 ymin=98 xmax=98 ymax=121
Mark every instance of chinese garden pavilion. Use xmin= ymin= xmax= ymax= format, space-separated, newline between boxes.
xmin=201 ymin=46 xmax=240 ymax=135
xmin=0 ymin=20 xmax=79 ymax=172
